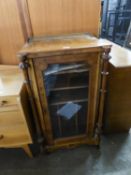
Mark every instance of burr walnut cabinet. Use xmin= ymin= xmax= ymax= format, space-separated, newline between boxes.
xmin=0 ymin=65 xmax=33 ymax=157
xmin=18 ymin=33 xmax=111 ymax=151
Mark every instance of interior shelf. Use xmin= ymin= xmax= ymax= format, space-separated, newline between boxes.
xmin=49 ymin=87 xmax=88 ymax=106
xmin=50 ymin=98 xmax=88 ymax=106
xmin=54 ymin=68 xmax=89 ymax=75
xmin=45 ymin=71 xmax=89 ymax=92
xmin=50 ymin=85 xmax=88 ymax=91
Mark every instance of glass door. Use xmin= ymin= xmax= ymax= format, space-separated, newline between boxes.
xmin=43 ymin=62 xmax=89 ymax=139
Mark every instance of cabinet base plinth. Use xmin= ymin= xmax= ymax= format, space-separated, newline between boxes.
xmin=45 ymin=136 xmax=100 ymax=152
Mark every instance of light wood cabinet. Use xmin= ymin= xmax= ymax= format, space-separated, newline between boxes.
xmin=0 ymin=65 xmax=33 ymax=157
xmin=18 ymin=33 xmax=112 ymax=151
xmin=103 ymin=41 xmax=131 ymax=133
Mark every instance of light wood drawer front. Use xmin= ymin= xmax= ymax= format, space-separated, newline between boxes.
xmin=0 ymin=105 xmax=18 ymax=112
xmin=0 ymin=133 xmax=32 ymax=147
xmin=0 ymin=110 xmax=24 ymax=126
xmin=0 ymin=123 xmax=29 ymax=135
xmin=0 ymin=111 xmax=32 ymax=146
xmin=0 ymin=96 xmax=17 ymax=108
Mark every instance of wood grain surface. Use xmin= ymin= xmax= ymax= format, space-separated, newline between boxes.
xmin=27 ymin=0 xmax=101 ymax=37
xmin=0 ymin=0 xmax=24 ymax=65
xmin=0 ymin=0 xmax=101 ymax=65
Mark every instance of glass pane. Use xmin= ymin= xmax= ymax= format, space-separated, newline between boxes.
xmin=43 ymin=62 xmax=89 ymax=139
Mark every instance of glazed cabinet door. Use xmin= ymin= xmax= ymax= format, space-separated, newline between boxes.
xmin=33 ymin=53 xmax=100 ymax=145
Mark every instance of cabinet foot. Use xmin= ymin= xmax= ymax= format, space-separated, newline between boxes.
xmin=22 ymin=145 xmax=33 ymax=158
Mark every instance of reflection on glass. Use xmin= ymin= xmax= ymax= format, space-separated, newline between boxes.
xmin=43 ymin=62 xmax=89 ymax=139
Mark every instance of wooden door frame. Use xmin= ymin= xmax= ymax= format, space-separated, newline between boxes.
xmin=33 ymin=52 xmax=101 ymax=146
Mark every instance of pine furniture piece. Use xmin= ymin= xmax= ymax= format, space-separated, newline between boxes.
xmin=18 ymin=33 xmax=111 ymax=151
xmin=0 ymin=65 xmax=33 ymax=157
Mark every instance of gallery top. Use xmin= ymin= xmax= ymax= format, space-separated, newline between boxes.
xmin=18 ymin=33 xmax=112 ymax=58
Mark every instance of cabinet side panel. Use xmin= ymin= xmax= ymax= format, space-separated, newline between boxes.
xmin=104 ymin=65 xmax=131 ymax=133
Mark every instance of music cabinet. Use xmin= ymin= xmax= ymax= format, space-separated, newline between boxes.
xmin=18 ymin=33 xmax=111 ymax=151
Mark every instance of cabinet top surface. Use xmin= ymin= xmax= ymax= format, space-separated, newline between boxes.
xmin=18 ymin=34 xmax=111 ymax=57
xmin=0 ymin=65 xmax=24 ymax=97
xmin=108 ymin=41 xmax=131 ymax=68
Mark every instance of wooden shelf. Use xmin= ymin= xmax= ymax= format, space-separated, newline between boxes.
xmin=50 ymin=85 xmax=88 ymax=91
xmin=49 ymin=87 xmax=88 ymax=106
xmin=54 ymin=68 xmax=89 ymax=75
xmin=50 ymin=99 xmax=88 ymax=106
xmin=45 ymin=71 xmax=89 ymax=91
